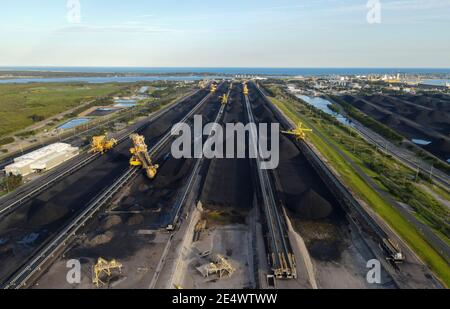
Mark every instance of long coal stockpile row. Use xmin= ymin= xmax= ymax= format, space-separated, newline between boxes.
xmin=0 ymin=88 xmax=211 ymax=284
xmin=200 ymin=83 xmax=254 ymax=211
xmin=113 ymin=83 xmax=229 ymax=229
xmin=340 ymin=94 xmax=450 ymax=162
xmin=247 ymin=83 xmax=365 ymax=265
xmin=60 ymin=83 xmax=229 ymax=268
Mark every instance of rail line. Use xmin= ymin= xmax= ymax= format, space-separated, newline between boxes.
xmin=351 ymin=125 xmax=449 ymax=188
xmin=0 ymin=88 xmax=208 ymax=217
xmin=243 ymin=91 xmax=296 ymax=279
xmin=257 ymin=84 xmax=450 ymax=267
xmin=149 ymin=87 xmax=229 ymax=288
xmin=2 ymin=85 xmax=220 ymax=289
xmin=255 ymin=84 xmax=389 ymax=237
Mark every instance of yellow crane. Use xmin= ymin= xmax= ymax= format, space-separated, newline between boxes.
xmin=129 ymin=134 xmax=159 ymax=179
xmin=92 ymin=257 xmax=123 ymax=287
xmin=220 ymin=93 xmax=229 ymax=105
xmin=88 ymin=135 xmax=118 ymax=154
xmin=282 ymin=123 xmax=312 ymax=141
xmin=210 ymin=84 xmax=217 ymax=93
xmin=243 ymin=83 xmax=249 ymax=95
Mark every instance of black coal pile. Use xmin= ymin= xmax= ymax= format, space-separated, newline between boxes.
xmin=286 ymin=189 xmax=333 ymax=220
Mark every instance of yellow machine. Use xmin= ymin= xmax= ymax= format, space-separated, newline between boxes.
xmin=89 ymin=135 xmax=118 ymax=154
xmin=282 ymin=123 xmax=312 ymax=141
xmin=129 ymin=134 xmax=159 ymax=179
xmin=92 ymin=257 xmax=123 ymax=287
xmin=243 ymin=83 xmax=249 ymax=95
xmin=220 ymin=93 xmax=229 ymax=105
xmin=210 ymin=84 xmax=217 ymax=93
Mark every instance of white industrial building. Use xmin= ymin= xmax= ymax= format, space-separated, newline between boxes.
xmin=4 ymin=143 xmax=79 ymax=176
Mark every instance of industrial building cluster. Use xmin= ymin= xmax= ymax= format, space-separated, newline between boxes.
xmin=5 ymin=143 xmax=79 ymax=177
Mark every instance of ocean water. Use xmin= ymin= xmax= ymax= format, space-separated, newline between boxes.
xmin=1 ymin=66 xmax=450 ymax=76
xmin=421 ymin=79 xmax=450 ymax=86
xmin=0 ymin=75 xmax=226 ymax=84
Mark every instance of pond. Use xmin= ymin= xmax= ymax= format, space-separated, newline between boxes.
xmin=114 ymin=102 xmax=137 ymax=108
xmin=58 ymin=118 xmax=92 ymax=130
xmin=114 ymin=99 xmax=138 ymax=108
xmin=411 ymin=138 xmax=432 ymax=146
xmin=297 ymin=95 xmax=353 ymax=126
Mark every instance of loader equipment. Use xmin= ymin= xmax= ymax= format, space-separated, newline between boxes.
xmin=219 ymin=93 xmax=229 ymax=105
xmin=382 ymin=238 xmax=405 ymax=263
xmin=243 ymin=83 xmax=249 ymax=95
xmin=92 ymin=257 xmax=123 ymax=287
xmin=282 ymin=123 xmax=312 ymax=141
xmin=129 ymin=134 xmax=159 ymax=179
xmin=88 ymin=135 xmax=117 ymax=154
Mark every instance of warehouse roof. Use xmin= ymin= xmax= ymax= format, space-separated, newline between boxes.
xmin=14 ymin=143 xmax=73 ymax=163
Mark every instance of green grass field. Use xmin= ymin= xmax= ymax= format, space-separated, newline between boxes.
xmin=269 ymin=95 xmax=450 ymax=287
xmin=0 ymin=83 xmax=126 ymax=138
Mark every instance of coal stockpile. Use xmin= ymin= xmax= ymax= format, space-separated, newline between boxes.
xmin=200 ymin=84 xmax=254 ymax=210
xmin=342 ymin=94 xmax=450 ymax=161
xmin=113 ymin=84 xmax=229 ymax=229
xmin=0 ymin=88 xmax=211 ymax=284
xmin=62 ymin=87 xmax=229 ymax=263
xmin=247 ymin=85 xmax=339 ymax=221
xmin=247 ymin=83 xmax=347 ymax=262
xmin=396 ymin=93 xmax=450 ymax=112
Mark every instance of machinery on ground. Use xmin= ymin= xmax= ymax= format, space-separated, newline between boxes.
xmin=382 ymin=238 xmax=405 ymax=263
xmin=88 ymin=135 xmax=118 ymax=154
xmin=203 ymin=255 xmax=235 ymax=278
xmin=92 ymin=257 xmax=123 ymax=287
xmin=210 ymin=83 xmax=217 ymax=93
xmin=282 ymin=123 xmax=312 ymax=141
xmin=129 ymin=134 xmax=159 ymax=179
xmin=219 ymin=93 xmax=229 ymax=105
xmin=243 ymin=83 xmax=249 ymax=95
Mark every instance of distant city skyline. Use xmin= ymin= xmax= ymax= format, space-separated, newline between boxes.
xmin=1 ymin=0 xmax=450 ymax=68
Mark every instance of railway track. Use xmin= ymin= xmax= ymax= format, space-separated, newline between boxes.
xmin=243 ymin=90 xmax=296 ymax=279
xmin=1 ymin=85 xmax=222 ymax=289
xmin=149 ymin=88 xmax=229 ymax=288
xmin=0 ymin=88 xmax=208 ymax=217
xmin=351 ymin=125 xmax=450 ymax=189
xmin=254 ymin=83 xmax=389 ymax=237
xmin=254 ymin=82 xmax=450 ymax=273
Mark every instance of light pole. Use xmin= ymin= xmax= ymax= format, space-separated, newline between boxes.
xmin=415 ymin=162 xmax=420 ymax=182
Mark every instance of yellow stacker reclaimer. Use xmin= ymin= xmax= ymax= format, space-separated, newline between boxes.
xmin=92 ymin=257 xmax=123 ymax=287
xmin=210 ymin=83 xmax=217 ymax=93
xmin=129 ymin=134 xmax=159 ymax=179
xmin=243 ymin=83 xmax=249 ymax=95
xmin=89 ymin=135 xmax=118 ymax=154
xmin=220 ymin=93 xmax=229 ymax=105
xmin=282 ymin=123 xmax=312 ymax=141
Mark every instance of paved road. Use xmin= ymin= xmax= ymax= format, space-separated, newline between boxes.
xmin=319 ymin=94 xmax=449 ymax=188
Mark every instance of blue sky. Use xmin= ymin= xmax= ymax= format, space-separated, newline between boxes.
xmin=1 ymin=0 xmax=449 ymax=67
